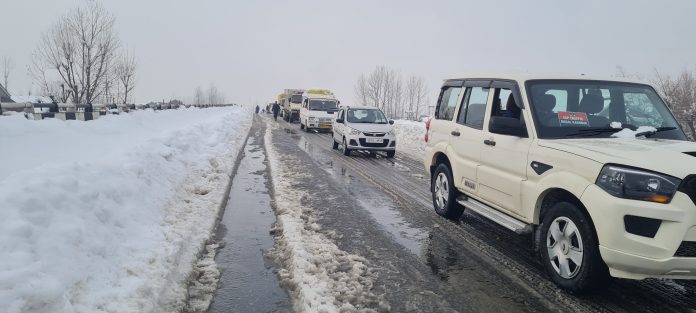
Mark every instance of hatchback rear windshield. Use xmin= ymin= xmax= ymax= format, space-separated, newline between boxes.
xmin=526 ymin=80 xmax=687 ymax=140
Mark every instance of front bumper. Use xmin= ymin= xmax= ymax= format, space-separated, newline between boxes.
xmin=345 ymin=134 xmax=396 ymax=151
xmin=581 ymin=184 xmax=696 ymax=279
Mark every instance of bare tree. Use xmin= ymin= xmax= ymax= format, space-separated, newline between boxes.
xmin=194 ymin=86 xmax=204 ymax=105
xmin=2 ymin=56 xmax=14 ymax=91
xmin=32 ymin=2 xmax=120 ymax=104
xmin=115 ymin=51 xmax=136 ymax=104
xmin=354 ymin=65 xmax=425 ymax=118
xmin=207 ymin=83 xmax=221 ymax=105
xmin=405 ymin=75 xmax=429 ymax=120
xmin=653 ymin=68 xmax=696 ymax=140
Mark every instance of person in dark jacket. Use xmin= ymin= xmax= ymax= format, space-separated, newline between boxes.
xmin=255 ymin=105 xmax=260 ymax=114
xmin=272 ymin=102 xmax=280 ymax=121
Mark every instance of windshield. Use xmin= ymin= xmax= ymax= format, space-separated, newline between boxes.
xmin=347 ymin=108 xmax=388 ymax=124
xmin=308 ymin=99 xmax=338 ymax=111
xmin=527 ymin=80 xmax=687 ymax=140
xmin=290 ymin=95 xmax=302 ymax=103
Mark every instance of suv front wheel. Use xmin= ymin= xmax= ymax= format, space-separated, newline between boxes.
xmin=431 ymin=163 xmax=464 ymax=219
xmin=539 ymin=202 xmax=610 ymax=294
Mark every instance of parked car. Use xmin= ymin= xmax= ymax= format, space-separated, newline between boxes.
xmin=332 ymin=106 xmax=396 ymax=157
xmin=424 ymin=73 xmax=695 ymax=293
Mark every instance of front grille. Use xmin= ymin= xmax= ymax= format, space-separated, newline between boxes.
xmin=358 ymin=138 xmax=388 ymax=147
xmin=364 ymin=132 xmax=386 ymax=137
xmin=678 ymin=175 xmax=696 ymax=206
xmin=319 ymin=117 xmax=333 ymax=123
xmin=675 ymin=241 xmax=696 ymax=257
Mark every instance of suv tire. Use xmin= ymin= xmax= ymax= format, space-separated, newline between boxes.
xmin=386 ymin=151 xmax=395 ymax=158
xmin=431 ymin=163 xmax=464 ymax=219
xmin=300 ymin=123 xmax=305 ymax=130
xmin=539 ymin=202 xmax=610 ymax=294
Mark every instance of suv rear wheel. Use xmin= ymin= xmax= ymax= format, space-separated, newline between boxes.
xmin=431 ymin=163 xmax=464 ymax=219
xmin=539 ymin=202 xmax=610 ymax=294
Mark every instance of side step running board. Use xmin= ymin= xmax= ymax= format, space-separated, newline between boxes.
xmin=456 ymin=196 xmax=533 ymax=235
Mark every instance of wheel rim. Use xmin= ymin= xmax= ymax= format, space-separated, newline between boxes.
xmin=546 ymin=216 xmax=584 ymax=279
xmin=434 ymin=172 xmax=449 ymax=209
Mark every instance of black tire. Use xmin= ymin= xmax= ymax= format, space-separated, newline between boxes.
xmin=342 ymin=137 xmax=351 ymax=156
xmin=539 ymin=202 xmax=610 ymax=294
xmin=431 ymin=163 xmax=464 ymax=219
xmin=386 ymin=151 xmax=395 ymax=158
xmin=300 ymin=123 xmax=305 ymax=130
xmin=332 ymin=133 xmax=339 ymax=149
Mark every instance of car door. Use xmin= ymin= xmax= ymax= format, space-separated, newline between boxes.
xmin=448 ymin=81 xmax=491 ymax=195
xmin=476 ymin=80 xmax=533 ymax=218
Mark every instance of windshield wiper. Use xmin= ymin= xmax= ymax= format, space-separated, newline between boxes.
xmin=565 ymin=127 xmax=622 ymax=137
xmin=635 ymin=127 xmax=677 ymax=137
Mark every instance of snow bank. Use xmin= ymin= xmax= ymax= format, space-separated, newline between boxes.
xmin=393 ymin=119 xmax=426 ymax=160
xmin=264 ymin=121 xmax=386 ymax=313
xmin=0 ymin=107 xmax=251 ymax=313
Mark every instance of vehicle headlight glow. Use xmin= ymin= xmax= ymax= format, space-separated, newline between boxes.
xmin=350 ymin=128 xmax=361 ymax=135
xmin=596 ymin=165 xmax=680 ymax=204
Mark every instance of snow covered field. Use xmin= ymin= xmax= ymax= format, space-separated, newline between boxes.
xmin=393 ymin=119 xmax=427 ymax=160
xmin=0 ymin=107 xmax=251 ymax=313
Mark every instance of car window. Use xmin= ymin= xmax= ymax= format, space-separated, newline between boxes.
xmin=528 ymin=80 xmax=686 ymax=140
xmin=436 ymin=86 xmax=462 ymax=121
xmin=457 ymin=87 xmax=489 ymax=129
xmin=347 ymin=109 xmax=387 ymax=124
xmin=490 ymin=88 xmax=520 ymax=119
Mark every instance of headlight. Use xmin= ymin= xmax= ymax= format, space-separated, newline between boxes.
xmin=596 ymin=165 xmax=680 ymax=204
xmin=386 ymin=130 xmax=395 ymax=136
xmin=350 ymin=128 xmax=361 ymax=135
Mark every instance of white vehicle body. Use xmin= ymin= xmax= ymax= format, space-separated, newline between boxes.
xmin=332 ymin=106 xmax=396 ymax=157
xmin=424 ymin=73 xmax=696 ymax=293
xmin=299 ymin=91 xmax=339 ymax=131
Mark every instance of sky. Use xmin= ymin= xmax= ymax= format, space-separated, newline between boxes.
xmin=1 ymin=0 xmax=696 ymax=105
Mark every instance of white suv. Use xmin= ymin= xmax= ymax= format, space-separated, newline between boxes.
xmin=424 ymin=73 xmax=696 ymax=293
xmin=332 ymin=106 xmax=396 ymax=157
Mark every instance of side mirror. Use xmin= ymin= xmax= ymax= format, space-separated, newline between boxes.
xmin=489 ymin=116 xmax=527 ymax=137
xmin=335 ymin=118 xmax=344 ymax=123
xmin=389 ymin=120 xmax=395 ymax=125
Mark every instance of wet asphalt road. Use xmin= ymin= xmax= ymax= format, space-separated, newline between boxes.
xmin=214 ymin=115 xmax=696 ymax=312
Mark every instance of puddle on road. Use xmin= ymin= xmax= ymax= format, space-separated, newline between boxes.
xmin=296 ymin=134 xmax=429 ymax=257
xmin=208 ymin=138 xmax=289 ymax=313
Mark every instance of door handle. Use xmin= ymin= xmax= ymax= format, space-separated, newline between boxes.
xmin=484 ymin=139 xmax=496 ymax=146
xmin=451 ymin=130 xmax=461 ymax=137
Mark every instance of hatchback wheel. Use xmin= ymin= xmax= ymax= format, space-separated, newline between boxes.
xmin=342 ymin=137 xmax=351 ymax=156
xmin=332 ymin=133 xmax=339 ymax=149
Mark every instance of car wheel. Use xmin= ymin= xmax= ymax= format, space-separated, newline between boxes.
xmin=386 ymin=151 xmax=395 ymax=158
xmin=539 ymin=202 xmax=610 ymax=294
xmin=342 ymin=137 xmax=351 ymax=156
xmin=332 ymin=133 xmax=339 ymax=149
xmin=431 ymin=163 xmax=464 ymax=219
xmin=300 ymin=123 xmax=305 ymax=130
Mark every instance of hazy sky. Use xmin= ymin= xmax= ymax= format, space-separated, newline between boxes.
xmin=2 ymin=0 xmax=696 ymax=105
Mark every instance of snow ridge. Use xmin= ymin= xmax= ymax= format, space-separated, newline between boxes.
xmin=0 ymin=107 xmax=251 ymax=313
xmin=264 ymin=121 xmax=383 ymax=313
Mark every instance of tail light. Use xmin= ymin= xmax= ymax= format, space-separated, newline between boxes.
xmin=424 ymin=117 xmax=431 ymax=142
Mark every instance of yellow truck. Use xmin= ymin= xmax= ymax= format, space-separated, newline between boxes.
xmin=279 ymin=89 xmax=305 ymax=123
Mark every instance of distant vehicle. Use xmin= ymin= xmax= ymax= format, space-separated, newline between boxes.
xmin=278 ymin=89 xmax=304 ymax=122
xmin=332 ymin=106 xmax=396 ymax=158
xmin=424 ymin=73 xmax=694 ymax=293
xmin=299 ymin=89 xmax=338 ymax=132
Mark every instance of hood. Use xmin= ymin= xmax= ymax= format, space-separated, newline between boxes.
xmin=539 ymin=138 xmax=696 ymax=179
xmin=347 ymin=122 xmax=393 ymax=133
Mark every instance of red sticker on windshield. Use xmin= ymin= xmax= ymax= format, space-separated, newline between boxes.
xmin=557 ymin=112 xmax=589 ymax=127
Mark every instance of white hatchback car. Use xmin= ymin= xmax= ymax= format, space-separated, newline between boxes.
xmin=332 ymin=106 xmax=396 ymax=157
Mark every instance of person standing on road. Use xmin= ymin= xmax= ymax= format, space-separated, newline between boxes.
xmin=255 ymin=104 xmax=260 ymax=114
xmin=272 ymin=101 xmax=280 ymax=121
